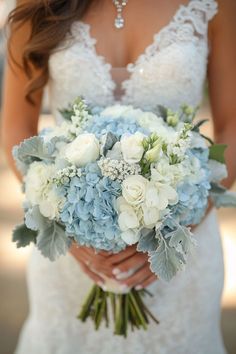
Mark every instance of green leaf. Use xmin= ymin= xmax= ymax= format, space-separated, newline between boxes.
xmin=12 ymin=136 xmax=54 ymax=174
xmin=12 ymin=223 xmax=37 ymax=248
xmin=37 ymin=220 xmax=69 ymax=261
xmin=209 ymin=144 xmax=227 ymax=163
xmin=149 ymin=237 xmax=185 ymax=282
xmin=155 ymin=105 xmax=168 ymax=120
xmin=192 ymin=119 xmax=208 ymax=132
xmin=137 ymin=229 xmax=159 ymax=253
xmin=59 ymin=106 xmax=74 ymax=121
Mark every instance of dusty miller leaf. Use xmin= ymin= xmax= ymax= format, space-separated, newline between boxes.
xmin=25 ymin=206 xmax=46 ymax=231
xmin=12 ymin=223 xmax=37 ymax=248
xmin=12 ymin=136 xmax=54 ymax=175
xmin=149 ymin=237 xmax=185 ymax=282
xmin=37 ymin=220 xmax=69 ymax=261
xmin=137 ymin=228 xmax=159 ymax=252
xmin=210 ymin=190 xmax=236 ymax=208
xmin=167 ymin=225 xmax=195 ymax=256
xmin=100 ymin=132 xmax=118 ymax=156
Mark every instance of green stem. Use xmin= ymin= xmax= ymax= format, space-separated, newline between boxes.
xmin=78 ymin=284 xmax=97 ymax=321
xmin=129 ymin=292 xmax=148 ymax=330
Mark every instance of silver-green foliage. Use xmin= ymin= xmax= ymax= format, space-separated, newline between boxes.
xmin=12 ymin=136 xmax=55 ymax=174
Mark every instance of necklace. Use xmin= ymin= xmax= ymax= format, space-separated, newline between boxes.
xmin=113 ymin=0 xmax=128 ymax=29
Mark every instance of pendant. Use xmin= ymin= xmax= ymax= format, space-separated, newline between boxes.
xmin=114 ymin=15 xmax=125 ymax=29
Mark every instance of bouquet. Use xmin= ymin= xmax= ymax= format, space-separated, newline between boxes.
xmin=12 ymin=98 xmax=236 ymax=337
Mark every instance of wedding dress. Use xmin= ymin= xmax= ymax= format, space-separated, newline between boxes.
xmin=15 ymin=1 xmax=227 ymax=353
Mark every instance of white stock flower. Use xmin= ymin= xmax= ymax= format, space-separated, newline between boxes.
xmin=122 ymin=175 xmax=148 ymax=206
xmin=25 ymin=162 xmax=56 ymax=206
xmin=120 ymin=132 xmax=145 ymax=164
xmin=65 ymin=133 xmax=100 ymax=167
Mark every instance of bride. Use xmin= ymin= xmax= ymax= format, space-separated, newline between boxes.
xmin=1 ymin=0 xmax=236 ymax=353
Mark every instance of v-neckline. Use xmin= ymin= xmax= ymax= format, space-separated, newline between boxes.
xmin=71 ymin=0 xmax=194 ymax=103
xmin=76 ymin=0 xmax=192 ymax=70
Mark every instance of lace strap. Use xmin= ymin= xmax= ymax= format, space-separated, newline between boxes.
xmin=189 ymin=0 xmax=218 ymax=21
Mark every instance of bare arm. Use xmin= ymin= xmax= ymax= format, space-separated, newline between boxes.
xmin=1 ymin=20 xmax=43 ymax=182
xmin=208 ymin=0 xmax=236 ymax=188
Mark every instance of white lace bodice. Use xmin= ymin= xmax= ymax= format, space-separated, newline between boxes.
xmin=48 ymin=0 xmax=218 ymax=121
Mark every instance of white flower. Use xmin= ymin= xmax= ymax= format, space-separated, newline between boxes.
xmin=118 ymin=208 xmax=140 ymax=231
xmin=101 ymin=104 xmax=135 ymax=119
xmin=150 ymin=169 xmax=178 ymax=209
xmin=142 ymin=205 xmax=160 ymax=228
xmin=152 ymin=158 xmax=187 ymax=187
xmin=122 ymin=175 xmax=148 ymax=206
xmin=65 ymin=133 xmax=100 ymax=167
xmin=137 ymin=112 xmax=164 ymax=131
xmin=121 ymin=229 xmax=140 ymax=245
xmin=39 ymin=189 xmax=66 ymax=219
xmin=25 ymin=162 xmax=56 ymax=206
xmin=120 ymin=132 xmax=145 ymax=164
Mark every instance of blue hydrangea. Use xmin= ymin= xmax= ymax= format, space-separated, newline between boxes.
xmin=85 ymin=116 xmax=147 ymax=138
xmin=171 ymin=147 xmax=211 ymax=226
xmin=59 ymin=162 xmax=126 ymax=252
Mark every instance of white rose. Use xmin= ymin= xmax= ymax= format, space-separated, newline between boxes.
xmin=142 ymin=205 xmax=160 ymax=228
xmin=121 ymin=229 xmax=140 ymax=245
xmin=122 ymin=175 xmax=148 ymax=206
xmin=120 ymin=132 xmax=145 ymax=164
xmin=25 ymin=162 xmax=56 ymax=206
xmin=65 ymin=133 xmax=100 ymax=167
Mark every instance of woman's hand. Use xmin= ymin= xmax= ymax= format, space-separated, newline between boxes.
xmin=70 ymin=243 xmax=157 ymax=290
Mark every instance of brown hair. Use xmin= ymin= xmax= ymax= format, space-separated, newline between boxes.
xmin=7 ymin=0 xmax=95 ymax=103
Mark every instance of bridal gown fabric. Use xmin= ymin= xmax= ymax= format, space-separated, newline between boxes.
xmin=15 ymin=1 xmax=227 ymax=353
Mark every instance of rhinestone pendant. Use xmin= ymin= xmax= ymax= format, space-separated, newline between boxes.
xmin=113 ymin=0 xmax=128 ymax=29
xmin=114 ymin=16 xmax=125 ymax=29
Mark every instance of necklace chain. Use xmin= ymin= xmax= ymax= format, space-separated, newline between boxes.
xmin=112 ymin=0 xmax=128 ymax=29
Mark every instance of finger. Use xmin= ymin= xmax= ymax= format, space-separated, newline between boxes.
xmin=79 ymin=262 xmax=104 ymax=285
xmin=136 ymin=274 xmax=158 ymax=289
xmin=104 ymin=246 xmax=137 ymax=265
xmin=122 ymin=265 xmax=152 ymax=288
xmin=113 ymin=253 xmax=146 ymax=276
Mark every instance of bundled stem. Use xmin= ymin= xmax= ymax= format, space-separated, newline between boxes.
xmin=78 ymin=285 xmax=159 ymax=337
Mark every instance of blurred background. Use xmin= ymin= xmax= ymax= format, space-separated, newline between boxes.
xmin=0 ymin=1 xmax=235 ymax=353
